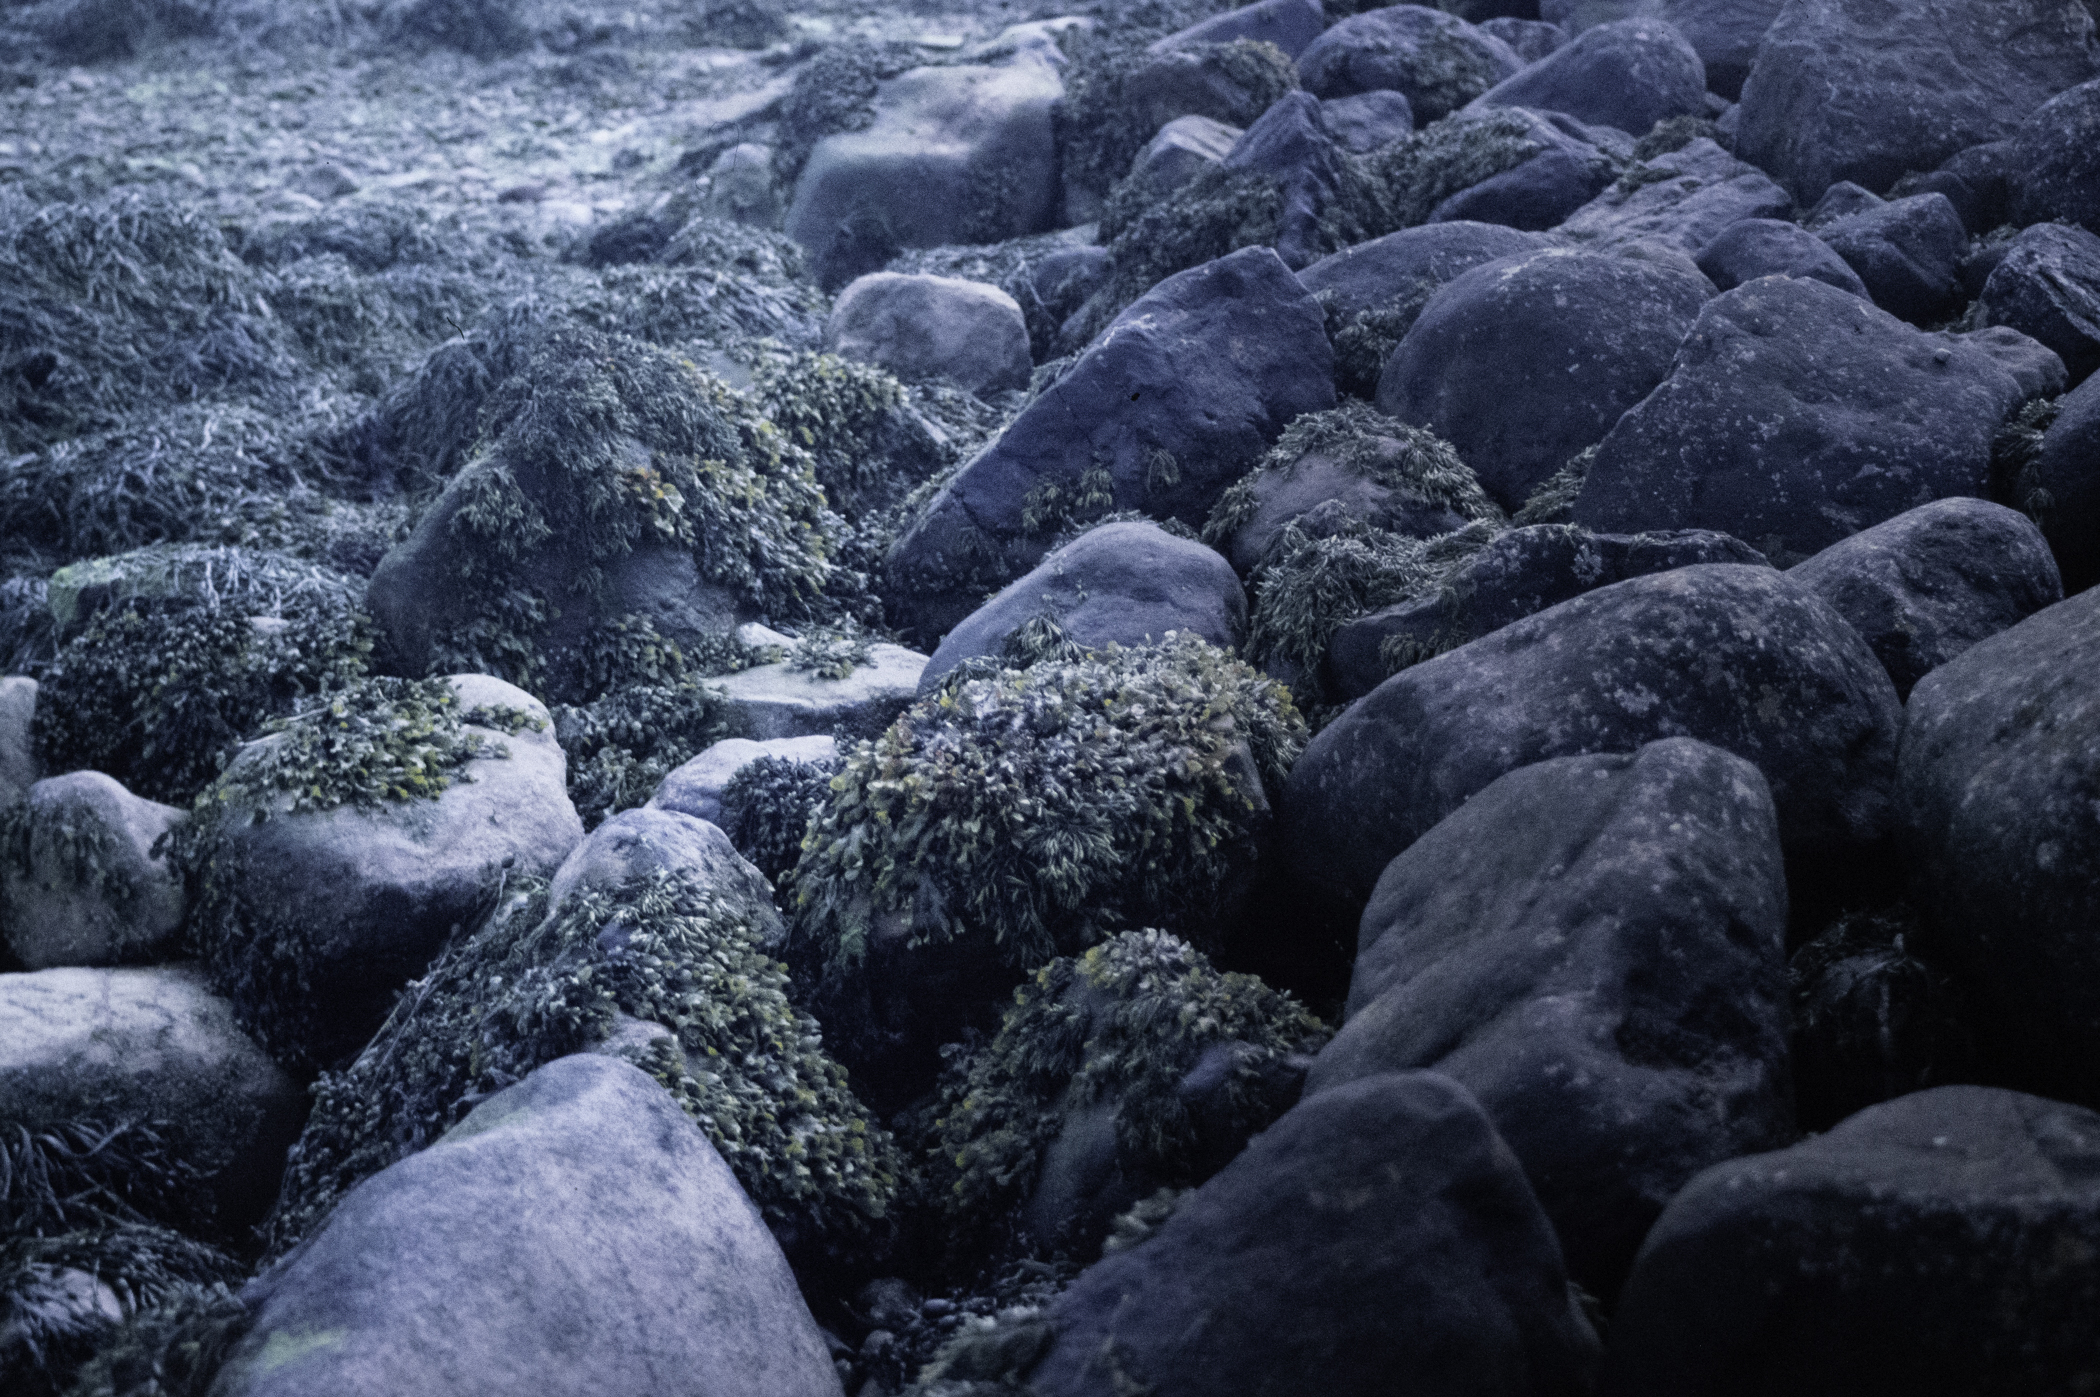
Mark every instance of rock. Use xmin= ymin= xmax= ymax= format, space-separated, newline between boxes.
xmin=0 ymin=676 xmax=38 ymax=809
xmin=2029 ymin=371 xmax=2100 ymax=590
xmin=1285 ymin=564 xmax=1901 ymax=916
xmin=648 ymin=736 xmax=841 ymax=828
xmin=1571 ymin=275 xmax=2061 ymax=564
xmin=1117 ymin=39 xmax=1300 ymax=150
xmin=1899 ymin=586 xmax=2100 ymax=1100
xmin=824 ymin=272 xmax=1032 ymax=396
xmin=1802 ymin=179 xmax=1883 ymax=229
xmin=202 ymin=676 xmax=583 ymax=1073
xmin=1299 ymin=219 xmax=1553 ymax=323
xmin=549 ymin=806 xmax=787 ymax=947
xmin=918 ymin=521 xmax=1245 ymax=693
xmin=709 ymin=642 xmax=926 ymax=742
xmin=1211 ymin=90 xmax=1359 ymax=270
xmin=1735 ymin=0 xmax=2100 ymax=204
xmin=1981 ymin=222 xmax=2100 ymax=385
xmin=2010 ymin=76 xmax=2100 ymax=232
xmin=1326 ymin=524 xmax=1771 ymax=699
xmin=1787 ymin=497 xmax=2062 ymax=701
xmin=0 ymin=965 xmax=302 ymax=1230
xmin=785 ymin=34 xmax=1065 ymax=291
xmin=1469 ymin=18 xmax=1708 ymax=137
xmin=885 ymin=246 xmax=1332 ymax=642
xmin=1693 ymin=218 xmax=1869 ymax=298
xmin=1010 ymin=1073 xmax=1600 ymax=1397
xmin=1296 ymin=5 xmax=1522 ymax=123
xmin=1557 ymin=138 xmax=1792 ymax=253
xmin=1814 ymin=192 xmax=1968 ymax=325
xmin=1416 ymin=106 xmax=1632 ymax=231
xmin=1376 ymin=246 xmax=1709 ymax=510
xmin=1889 ymin=138 xmax=2016 ymax=235
xmin=699 ymin=142 xmax=784 ymax=228
xmin=1657 ymin=0 xmax=1782 ymax=99
xmin=1478 ymin=17 xmax=1568 ymax=63
xmin=1127 ymin=114 xmax=1243 ymax=199
xmin=1607 ymin=1086 xmax=2100 ymax=1396
xmin=1307 ymin=740 xmax=1792 ymax=1293
xmin=1147 ymin=0 xmax=1327 ymax=60
xmin=2 ymin=771 xmax=187 ymax=969
xmin=211 ymin=1055 xmax=842 ymax=1397
xmin=1319 ymin=89 xmax=1415 ymax=151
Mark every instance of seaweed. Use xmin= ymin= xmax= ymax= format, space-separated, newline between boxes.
xmin=1512 ymin=445 xmax=1598 ymax=527
xmin=551 ymin=673 xmax=739 ymax=831
xmin=773 ymin=40 xmax=921 ymax=192
xmin=1989 ymin=394 xmax=2060 ymax=529
xmin=61 ymin=1281 xmax=251 ymax=1397
xmin=720 ymin=752 xmax=842 ymax=884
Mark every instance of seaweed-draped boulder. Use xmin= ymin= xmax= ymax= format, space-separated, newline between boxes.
xmin=1468 ymin=17 xmax=1708 ymax=136
xmin=2 ymin=771 xmax=187 ymax=969
xmin=1296 ymin=5 xmax=1521 ymax=121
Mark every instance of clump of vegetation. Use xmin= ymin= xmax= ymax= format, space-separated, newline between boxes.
xmin=1059 ymin=36 xmax=1297 ymax=204
xmin=1318 ymin=286 xmax=1437 ymax=400
xmin=551 ymin=670 xmax=744 ymax=830
xmin=750 ymin=351 xmax=927 ymax=521
xmin=0 ymin=795 xmax=140 ymax=921
xmin=787 ymin=633 xmax=1306 ymax=980
xmin=787 ymin=621 xmax=875 ymax=681
xmin=1630 ymin=114 xmax=1720 ymax=162
xmin=266 ymin=865 xmax=902 ymax=1265
xmin=1512 ymin=445 xmax=1598 ymax=527
xmin=773 ymin=40 xmax=921 ymax=191
xmin=1990 ymin=394 xmax=2060 ymax=529
xmin=61 ymin=1281 xmax=251 ymax=1397
xmin=720 ymin=752 xmax=843 ymax=884
xmin=923 ymin=930 xmax=1326 ymax=1265
xmin=1364 ymin=106 xmax=1617 ymax=232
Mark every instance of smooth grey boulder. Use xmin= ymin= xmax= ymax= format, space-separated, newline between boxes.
xmin=1296 ymin=5 xmax=1522 ymax=123
xmin=1694 ymin=218 xmax=1869 ymax=298
xmin=1320 ymin=89 xmax=1415 ymax=151
xmin=2029 ymin=371 xmax=2100 ymax=591
xmin=204 ymin=675 xmax=583 ymax=1072
xmin=2 ymin=770 xmax=187 ymax=969
xmin=1899 ymin=587 xmax=2100 ymax=1101
xmin=212 ymin=1055 xmax=842 ymax=1397
xmin=0 ymin=676 xmax=34 ymax=808
xmin=785 ymin=29 xmax=1066 ymax=290
xmin=1326 ymin=524 xmax=1770 ymax=699
xmin=1980 ymin=221 xmax=2100 ymax=384
xmin=648 ymin=736 xmax=840 ymax=829
xmin=824 ymin=272 xmax=1032 ymax=396
xmin=1658 ymin=0 xmax=1783 ymax=99
xmin=1571 ymin=275 xmax=2062 ymax=564
xmin=709 ymin=642 xmax=926 ymax=742
xmin=548 ymin=805 xmax=786 ymax=947
xmin=1011 ymin=1073 xmax=1600 ymax=1397
xmin=1734 ymin=0 xmax=2100 ymax=204
xmin=885 ymin=246 xmax=1332 ymax=643
xmin=1479 ymin=17 xmax=1568 ymax=63
xmin=917 ymin=521 xmax=1245 ymax=693
xmin=1298 ymin=218 xmax=1553 ymax=326
xmin=1127 ymin=114 xmax=1242 ymax=199
xmin=1788 ymin=497 xmax=2062 ymax=700
xmin=1147 ymin=0 xmax=1327 ymax=60
xmin=1285 ymin=564 xmax=1901 ymax=916
xmin=1814 ymin=192 xmax=1968 ymax=324
xmin=1377 ymin=246 xmax=1709 ymax=510
xmin=1308 ymin=740 xmax=1792 ymax=1294
xmin=1607 ymin=1087 xmax=2100 ymax=1397
xmin=2010 ymin=76 xmax=2100 ymax=232
xmin=0 ymin=965 xmax=301 ymax=1230
xmin=1469 ymin=18 xmax=1707 ymax=137
xmin=1556 ymin=138 xmax=1791 ymax=254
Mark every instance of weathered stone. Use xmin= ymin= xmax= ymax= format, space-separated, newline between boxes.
xmin=1814 ymin=191 xmax=1968 ymax=324
xmin=2 ymin=770 xmax=186 ymax=969
xmin=1980 ymin=221 xmax=2100 ymax=384
xmin=1297 ymin=5 xmax=1521 ymax=123
xmin=0 ymin=676 xmax=34 ymax=809
xmin=1319 ymin=89 xmax=1415 ymax=152
xmin=825 ymin=272 xmax=1032 ymax=396
xmin=2028 ymin=369 xmax=2100 ymax=591
xmin=1693 ymin=218 xmax=1869 ymax=298
xmin=1148 ymin=0 xmax=1328 ymax=60
xmin=648 ymin=736 xmax=840 ymax=829
xmin=1126 ymin=114 xmax=1242 ymax=200
xmin=709 ymin=642 xmax=926 ymax=743
xmin=1469 ymin=17 xmax=1707 ymax=136
xmin=1557 ymin=138 xmax=1791 ymax=253
xmin=1658 ymin=0 xmax=1784 ymax=99
xmin=2010 ymin=75 xmax=2100 ymax=232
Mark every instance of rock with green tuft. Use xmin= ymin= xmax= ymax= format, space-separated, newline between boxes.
xmin=825 ymin=274 xmax=1033 ymax=398
xmin=709 ymin=640 xmax=929 ymax=743
xmin=649 ymin=735 xmax=840 ymax=829
xmin=1297 ymin=5 xmax=1521 ymax=121
xmin=2 ymin=772 xmax=186 ymax=970
xmin=0 ymin=677 xmax=37 ymax=809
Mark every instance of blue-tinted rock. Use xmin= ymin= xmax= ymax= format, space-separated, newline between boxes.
xmin=1470 ymin=18 xmax=1707 ymax=136
xmin=1889 ymin=139 xmax=2016 ymax=234
xmin=2028 ymin=370 xmax=2100 ymax=590
xmin=1814 ymin=192 xmax=1968 ymax=324
xmin=1218 ymin=91 xmax=1357 ymax=269
xmin=1981 ymin=221 xmax=2100 ymax=384
xmin=1658 ymin=0 xmax=1783 ymax=99
xmin=1127 ymin=113 xmax=1242 ymax=200
xmin=2010 ymin=76 xmax=2100 ymax=232
xmin=1695 ymin=218 xmax=1868 ymax=298
xmin=1478 ymin=16 xmax=1567 ymax=63
xmin=1557 ymin=137 xmax=1792 ymax=253
xmin=1298 ymin=220 xmax=1555 ymax=323
xmin=1320 ymin=89 xmax=1415 ymax=152
xmin=1147 ymin=0 xmax=1327 ymax=60
xmin=1297 ymin=5 xmax=1521 ymax=122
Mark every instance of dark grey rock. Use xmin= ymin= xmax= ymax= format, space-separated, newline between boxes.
xmin=1308 ymin=740 xmax=1792 ymax=1294
xmin=1734 ymin=0 xmax=2100 ymax=204
xmin=1326 ymin=524 xmax=1771 ymax=700
xmin=546 ymin=805 xmax=785 ymax=948
xmin=885 ymin=246 xmax=1332 ymax=643
xmin=1556 ymin=137 xmax=1792 ymax=253
xmin=1981 ymin=221 xmax=2100 ymax=384
xmin=1376 ymin=246 xmax=1709 ymax=510
xmin=1478 ymin=17 xmax=1568 ymax=64
xmin=2 ymin=771 xmax=187 ymax=969
xmin=1126 ymin=114 xmax=1242 ymax=199
xmin=2029 ymin=370 xmax=2100 ymax=591
xmin=918 ymin=521 xmax=1245 ymax=693
xmin=1658 ymin=0 xmax=1783 ymax=99
xmin=1415 ymin=107 xmax=1632 ymax=232
xmin=1606 ymin=1086 xmax=2100 ymax=1397
xmin=1814 ymin=192 xmax=1968 ymax=324
xmin=1888 ymin=139 xmax=2016 ymax=235
xmin=1571 ymin=274 xmax=2061 ymax=564
xmin=1319 ymin=89 xmax=1415 ymax=152
xmin=1787 ymin=497 xmax=2062 ymax=700
xmin=2010 ymin=76 xmax=2100 ymax=232
xmin=0 ymin=676 xmax=33 ymax=809
xmin=1694 ymin=218 xmax=1869 ymax=298
xmin=1297 ymin=5 xmax=1521 ymax=123
xmin=212 ymin=1055 xmax=842 ymax=1397
xmin=1284 ymin=564 xmax=1901 ymax=916
xmin=1470 ymin=18 xmax=1707 ymax=137
xmin=1298 ymin=219 xmax=1554 ymax=324
xmin=825 ymin=272 xmax=1032 ymax=396
xmin=1899 ymin=586 xmax=2100 ymax=1101
xmin=1216 ymin=90 xmax=1358 ymax=269
xmin=1016 ymin=1073 xmax=1601 ymax=1397
xmin=1147 ymin=0 xmax=1327 ymax=60
xmin=1117 ymin=38 xmax=1297 ymax=145
xmin=1801 ymin=179 xmax=1883 ymax=230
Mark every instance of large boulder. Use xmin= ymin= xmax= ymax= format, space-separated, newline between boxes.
xmin=1307 ymin=740 xmax=1793 ymax=1294
xmin=2028 ymin=370 xmax=2100 ymax=590
xmin=1 ymin=770 xmax=187 ymax=969
xmin=1321 ymin=89 xmax=1417 ymax=151
xmin=1657 ymin=0 xmax=1784 ymax=99
xmin=212 ymin=1055 xmax=843 ymax=1397
xmin=2009 ymin=75 xmax=2100 ymax=232
xmin=1813 ymin=192 xmax=1968 ymax=325
xmin=708 ymin=641 xmax=928 ymax=743
xmin=1980 ymin=221 xmax=2100 ymax=385
xmin=1148 ymin=0 xmax=1328 ymax=60
xmin=784 ymin=29 xmax=1066 ymax=290
xmin=1126 ymin=114 xmax=1243 ymax=200
xmin=1411 ymin=106 xmax=1632 ymax=231
xmin=1694 ymin=218 xmax=1870 ymax=298
xmin=918 ymin=521 xmax=1245 ymax=693
xmin=1555 ymin=138 xmax=1792 ymax=254
xmin=1296 ymin=5 xmax=1522 ymax=122
xmin=973 ymin=1073 xmax=1600 ymax=1397
xmin=885 ymin=246 xmax=1332 ymax=643
xmin=1899 ymin=586 xmax=2100 ymax=1101
xmin=1285 ymin=564 xmax=1902 ymax=916
xmin=1787 ymin=497 xmax=2063 ymax=700
xmin=0 ymin=965 xmax=302 ymax=1230
xmin=0 ymin=675 xmax=34 ymax=808
xmin=1734 ymin=0 xmax=2100 ymax=204
xmin=1469 ymin=18 xmax=1708 ymax=136
xmin=1607 ymin=1086 xmax=2100 ymax=1396
xmin=1571 ymin=274 xmax=2062 ymax=564
xmin=1376 ymin=246 xmax=1709 ymax=510
xmin=648 ymin=736 xmax=840 ymax=828
xmin=1205 ymin=90 xmax=1366 ymax=270
xmin=824 ymin=273 xmax=1032 ymax=396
